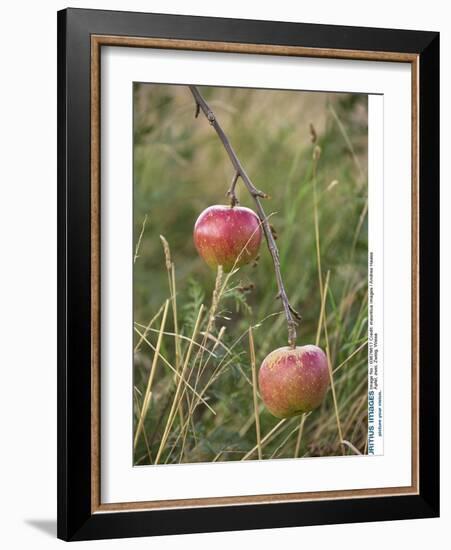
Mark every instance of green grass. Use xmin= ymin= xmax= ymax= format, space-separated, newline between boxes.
xmin=133 ymin=83 xmax=368 ymax=465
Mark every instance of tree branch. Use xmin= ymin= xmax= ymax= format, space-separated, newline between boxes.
xmin=189 ymin=85 xmax=301 ymax=347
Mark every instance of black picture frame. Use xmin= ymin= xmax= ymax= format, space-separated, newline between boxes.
xmin=57 ymin=7 xmax=439 ymax=541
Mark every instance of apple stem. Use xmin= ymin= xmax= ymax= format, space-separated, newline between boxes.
xmin=189 ymin=85 xmax=301 ymax=348
xmin=227 ymin=171 xmax=240 ymax=207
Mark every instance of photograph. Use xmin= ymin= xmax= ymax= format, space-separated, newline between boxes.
xmin=132 ymin=83 xmax=369 ymax=466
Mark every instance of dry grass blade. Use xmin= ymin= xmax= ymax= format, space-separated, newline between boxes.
xmin=249 ymin=327 xmax=262 ymax=460
xmin=273 ymin=422 xmax=305 ymax=459
xmin=294 ymin=413 xmax=307 ymax=459
xmin=315 ymin=271 xmax=330 ymax=347
xmin=134 ymin=302 xmax=166 ymax=354
xmin=343 ymin=392 xmax=367 ymax=436
xmin=171 ymin=263 xmax=182 ymax=364
xmin=133 ymin=326 xmax=216 ymax=415
xmin=134 ymin=323 xmax=217 ymax=358
xmin=241 ymin=419 xmax=287 ymax=460
xmin=328 ymin=102 xmax=365 ymax=184
xmin=193 ymin=267 xmax=223 ymax=381
xmin=333 ymin=340 xmax=368 ymax=374
xmin=200 ymin=327 xmax=230 ymax=355
xmin=160 ymin=235 xmax=182 ymax=366
xmin=293 ymin=185 xmax=330 ymax=459
xmin=155 ymin=304 xmax=205 ymax=464
xmin=160 ymin=235 xmax=184 ymax=427
xmin=178 ymin=326 xmax=228 ymax=462
xmin=352 ymin=199 xmax=368 ymax=251
xmin=341 ymin=439 xmax=363 ymax=455
xmin=322 ymin=283 xmax=345 ymax=455
xmin=184 ymin=328 xmax=229 ymax=419
xmin=133 ymin=299 xmax=170 ymax=449
xmin=133 ymin=389 xmax=152 ymax=463
xmin=134 ymin=214 xmax=148 ymax=263
xmin=310 ymin=142 xmax=346 ymax=455
xmin=312 ymin=147 xmax=323 ymax=301
xmin=239 ymin=409 xmax=258 ymax=438
xmin=162 ymin=325 xmax=229 ymax=464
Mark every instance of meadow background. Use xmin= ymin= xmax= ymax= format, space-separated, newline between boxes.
xmin=133 ymin=83 xmax=368 ymax=465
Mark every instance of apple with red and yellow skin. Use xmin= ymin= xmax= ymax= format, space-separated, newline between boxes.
xmin=193 ymin=205 xmax=262 ymax=272
xmin=258 ymin=345 xmax=329 ymax=418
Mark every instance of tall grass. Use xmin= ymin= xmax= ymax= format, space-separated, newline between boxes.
xmin=133 ymin=84 xmax=368 ymax=465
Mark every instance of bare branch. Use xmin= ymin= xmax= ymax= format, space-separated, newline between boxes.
xmin=189 ymin=85 xmax=300 ymax=347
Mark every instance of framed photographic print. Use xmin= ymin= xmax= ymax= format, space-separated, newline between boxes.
xmin=57 ymin=8 xmax=440 ymax=541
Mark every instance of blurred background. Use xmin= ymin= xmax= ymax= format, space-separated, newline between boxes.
xmin=133 ymin=83 xmax=368 ymax=465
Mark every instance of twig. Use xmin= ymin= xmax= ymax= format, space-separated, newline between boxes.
xmin=189 ymin=85 xmax=300 ymax=348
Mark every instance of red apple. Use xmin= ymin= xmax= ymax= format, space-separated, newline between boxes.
xmin=258 ymin=345 xmax=329 ymax=418
xmin=193 ymin=205 xmax=262 ymax=272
